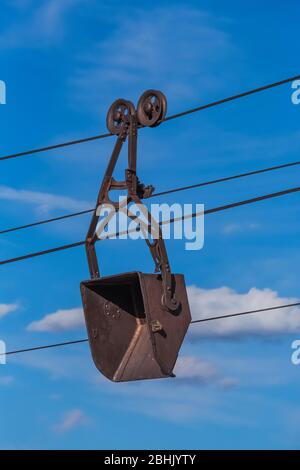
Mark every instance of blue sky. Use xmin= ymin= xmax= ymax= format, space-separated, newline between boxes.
xmin=1 ymin=0 xmax=300 ymax=450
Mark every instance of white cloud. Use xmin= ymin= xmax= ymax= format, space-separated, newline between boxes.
xmin=188 ymin=286 xmax=300 ymax=338
xmin=27 ymin=307 xmax=84 ymax=332
xmin=1 ymin=0 xmax=83 ymax=48
xmin=26 ymin=285 xmax=300 ymax=338
xmin=72 ymin=6 xmax=238 ymax=112
xmin=0 ymin=185 xmax=91 ymax=215
xmin=0 ymin=304 xmax=18 ymax=319
xmin=54 ymin=409 xmax=88 ymax=433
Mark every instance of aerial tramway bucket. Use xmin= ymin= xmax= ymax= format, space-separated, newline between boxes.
xmin=81 ymin=272 xmax=190 ymax=382
xmin=81 ymin=90 xmax=191 ymax=382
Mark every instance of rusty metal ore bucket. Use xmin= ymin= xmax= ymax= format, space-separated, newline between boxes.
xmin=80 ymin=272 xmax=191 ymax=382
xmin=81 ymin=90 xmax=191 ymax=382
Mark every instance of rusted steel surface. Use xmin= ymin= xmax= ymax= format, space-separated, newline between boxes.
xmin=81 ymin=272 xmax=191 ymax=382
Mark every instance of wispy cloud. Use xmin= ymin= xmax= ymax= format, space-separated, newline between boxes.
xmin=1 ymin=0 xmax=83 ymax=48
xmin=0 ymin=376 xmax=15 ymax=386
xmin=0 ymin=185 xmax=91 ymax=215
xmin=71 ymin=6 xmax=238 ymax=113
xmin=0 ymin=303 xmax=18 ymax=320
xmin=11 ymin=340 xmax=291 ymax=426
xmin=174 ymin=355 xmax=238 ymax=389
xmin=54 ymin=409 xmax=89 ymax=433
xmin=112 ymin=372 xmax=242 ymax=425
xmin=222 ymin=222 xmax=260 ymax=235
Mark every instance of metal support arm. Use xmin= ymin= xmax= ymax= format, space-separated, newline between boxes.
xmin=85 ymin=91 xmax=179 ymax=311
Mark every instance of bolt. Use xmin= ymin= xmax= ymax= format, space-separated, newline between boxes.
xmin=151 ymin=320 xmax=163 ymax=333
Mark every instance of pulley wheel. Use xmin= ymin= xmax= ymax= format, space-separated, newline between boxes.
xmin=106 ymin=99 xmax=135 ymax=134
xmin=137 ymin=90 xmax=167 ymax=127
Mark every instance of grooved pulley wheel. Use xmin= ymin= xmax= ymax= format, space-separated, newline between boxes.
xmin=137 ymin=90 xmax=167 ymax=127
xmin=106 ymin=99 xmax=135 ymax=134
